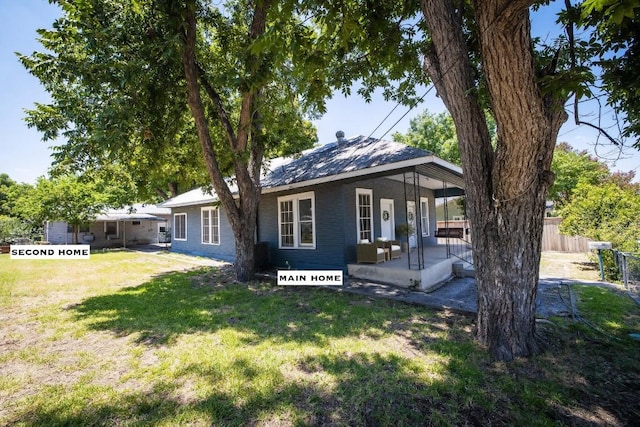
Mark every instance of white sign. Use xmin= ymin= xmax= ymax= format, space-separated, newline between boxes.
xmin=277 ymin=270 xmax=343 ymax=286
xmin=10 ymin=245 xmax=91 ymax=260
xmin=587 ymin=241 xmax=612 ymax=250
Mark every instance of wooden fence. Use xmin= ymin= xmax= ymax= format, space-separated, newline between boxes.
xmin=541 ymin=217 xmax=590 ymax=253
xmin=436 ymin=217 xmax=590 ymax=253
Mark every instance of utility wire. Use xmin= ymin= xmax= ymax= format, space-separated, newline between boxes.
xmin=365 ymin=3 xmax=516 ymax=142
xmin=310 ymin=4 xmax=545 ymax=188
xmin=556 ymin=282 xmax=622 ymax=342
xmin=376 ymin=86 xmax=436 ymax=141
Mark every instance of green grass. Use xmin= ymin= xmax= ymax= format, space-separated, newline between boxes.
xmin=573 ymin=285 xmax=640 ymax=335
xmin=1 ymin=252 xmax=639 ymax=426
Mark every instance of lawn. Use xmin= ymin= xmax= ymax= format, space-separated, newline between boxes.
xmin=539 ymin=251 xmax=601 ymax=281
xmin=1 ymin=251 xmax=639 ymax=426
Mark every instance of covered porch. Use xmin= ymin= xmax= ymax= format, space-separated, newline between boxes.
xmin=72 ymin=213 xmax=170 ymax=248
xmin=347 ymin=159 xmax=471 ymax=290
xmin=347 ymin=240 xmax=472 ymax=291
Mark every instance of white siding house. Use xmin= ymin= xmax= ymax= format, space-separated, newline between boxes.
xmin=45 ymin=204 xmax=171 ymax=248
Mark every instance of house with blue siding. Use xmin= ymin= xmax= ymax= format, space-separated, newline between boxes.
xmin=161 ymin=134 xmax=466 ymax=288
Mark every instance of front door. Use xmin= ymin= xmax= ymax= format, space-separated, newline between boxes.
xmin=407 ymin=201 xmax=417 ymax=248
xmin=380 ymin=199 xmax=395 ymax=240
xmin=158 ymin=222 xmax=170 ymax=243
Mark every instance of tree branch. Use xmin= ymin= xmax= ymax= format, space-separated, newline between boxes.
xmin=195 ymin=63 xmax=238 ymax=149
xmin=179 ymin=0 xmax=238 ymax=220
xmin=154 ymin=187 xmax=169 ymax=200
xmin=236 ymin=0 xmax=271 ymax=153
xmin=563 ymin=0 xmax=620 ymax=147
xmin=576 ymin=117 xmax=622 ymax=146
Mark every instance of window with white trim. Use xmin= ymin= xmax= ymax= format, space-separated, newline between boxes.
xmin=104 ymin=221 xmax=119 ymax=237
xmin=174 ymin=213 xmax=187 ymax=241
xmin=68 ymin=223 xmax=90 ymax=233
xmin=201 ymin=207 xmax=220 ymax=245
xmin=278 ymin=192 xmax=315 ymax=249
xmin=356 ymin=188 xmax=373 ymax=242
xmin=420 ymin=197 xmax=430 ymax=237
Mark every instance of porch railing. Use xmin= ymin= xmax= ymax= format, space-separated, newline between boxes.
xmin=444 ymin=234 xmax=474 ymax=266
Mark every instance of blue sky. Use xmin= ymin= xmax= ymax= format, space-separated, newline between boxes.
xmin=1 ymin=0 xmax=638 ymax=184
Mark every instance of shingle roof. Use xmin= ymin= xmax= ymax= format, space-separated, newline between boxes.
xmin=106 ymin=204 xmax=171 ymax=216
xmin=160 ymin=135 xmax=458 ymax=208
xmin=261 ymin=135 xmax=433 ymax=188
xmin=157 ymin=187 xmax=220 ymax=208
xmin=95 ymin=213 xmax=167 ymax=222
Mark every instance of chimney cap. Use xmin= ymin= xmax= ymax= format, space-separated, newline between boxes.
xmin=336 ymin=130 xmax=345 ymax=141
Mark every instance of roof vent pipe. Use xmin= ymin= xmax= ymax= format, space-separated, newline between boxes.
xmin=336 ymin=130 xmax=346 ymax=143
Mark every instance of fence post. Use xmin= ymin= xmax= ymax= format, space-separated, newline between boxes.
xmin=621 ymin=253 xmax=629 ymax=291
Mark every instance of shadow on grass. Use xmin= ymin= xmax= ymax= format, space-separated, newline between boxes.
xmin=573 ymin=261 xmax=598 ymax=272
xmin=11 ymin=351 xmax=497 ymax=426
xmin=71 ymin=267 xmax=424 ymax=347
xmin=10 ymin=268 xmax=637 ymax=426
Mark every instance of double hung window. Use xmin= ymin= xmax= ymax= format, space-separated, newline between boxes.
xmin=174 ymin=213 xmax=187 ymax=241
xmin=420 ymin=197 xmax=430 ymax=237
xmin=356 ymin=188 xmax=373 ymax=242
xmin=278 ymin=192 xmax=315 ymax=249
xmin=201 ymin=207 xmax=220 ymax=245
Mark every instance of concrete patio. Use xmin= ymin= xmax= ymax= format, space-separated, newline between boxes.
xmin=347 ymin=242 xmax=472 ymax=291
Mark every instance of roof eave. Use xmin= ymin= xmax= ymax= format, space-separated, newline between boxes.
xmin=159 ymin=196 xmax=219 ymax=208
xmin=262 ymin=155 xmax=462 ymax=194
xmin=159 ymin=155 xmax=464 ymax=208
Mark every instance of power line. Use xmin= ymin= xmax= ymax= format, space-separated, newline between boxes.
xmin=377 ymin=86 xmax=436 ymax=141
xmin=314 ymin=4 xmax=577 ymax=190
xmin=365 ymin=3 xmax=513 ymax=143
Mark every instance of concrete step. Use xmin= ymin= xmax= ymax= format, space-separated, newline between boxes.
xmin=453 ymin=261 xmax=475 ymax=278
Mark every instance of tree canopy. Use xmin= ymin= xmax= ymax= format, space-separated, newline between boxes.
xmin=548 ymin=142 xmax=611 ymax=207
xmin=392 ymin=109 xmax=500 ymax=165
xmin=0 ymin=174 xmax=33 ymax=220
xmin=560 ymin=180 xmax=640 ymax=251
xmin=20 ymin=0 xmax=327 ymax=278
xmin=548 ymin=141 xmax=638 ymax=210
xmin=576 ymin=0 xmax=640 ymax=145
xmin=11 ymin=175 xmax=116 ymax=243
xmin=18 ymin=1 xmax=215 ymax=201
xmin=0 ymin=173 xmax=17 ymax=217
xmin=392 ymin=110 xmax=461 ymax=165
xmin=554 ymin=140 xmax=640 ymax=277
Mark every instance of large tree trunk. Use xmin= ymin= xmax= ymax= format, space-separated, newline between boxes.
xmin=177 ymin=0 xmax=268 ymax=282
xmin=421 ymin=0 xmax=567 ymax=360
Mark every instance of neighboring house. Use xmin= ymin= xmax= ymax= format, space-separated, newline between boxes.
xmin=161 ymin=134 xmax=466 ymax=288
xmin=435 ymin=196 xmax=465 ymax=221
xmin=45 ymin=204 xmax=171 ymax=248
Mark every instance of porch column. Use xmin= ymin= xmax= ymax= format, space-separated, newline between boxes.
xmin=442 ymin=180 xmax=451 ymax=258
xmin=402 ymin=169 xmax=425 ymax=270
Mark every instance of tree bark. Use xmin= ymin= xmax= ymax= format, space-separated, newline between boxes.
xmin=178 ymin=0 xmax=269 ymax=282
xmin=421 ymin=0 xmax=567 ymax=360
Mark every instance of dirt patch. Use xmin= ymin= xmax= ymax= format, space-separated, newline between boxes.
xmin=540 ymin=251 xmax=600 ymax=281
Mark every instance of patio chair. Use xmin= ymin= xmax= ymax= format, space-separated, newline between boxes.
xmin=357 ymin=240 xmax=386 ymax=263
xmin=388 ymin=240 xmax=401 ymax=259
xmin=376 ymin=239 xmax=401 ymax=260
